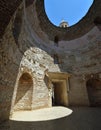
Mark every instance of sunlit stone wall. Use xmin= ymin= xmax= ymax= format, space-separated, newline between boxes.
xmin=0 ymin=0 xmax=101 ymax=121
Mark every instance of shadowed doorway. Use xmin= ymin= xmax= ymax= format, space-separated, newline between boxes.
xmin=52 ymin=81 xmax=68 ymax=107
xmin=45 ymin=72 xmax=70 ymax=107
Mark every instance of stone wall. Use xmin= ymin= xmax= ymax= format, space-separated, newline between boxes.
xmin=86 ymin=76 xmax=101 ymax=106
xmin=0 ymin=10 xmax=23 ymax=121
xmin=0 ymin=0 xmax=101 ymax=122
xmin=0 ymin=0 xmax=22 ymax=38
xmin=0 ymin=2 xmax=60 ymax=120
xmin=69 ymin=75 xmax=89 ymax=106
xmin=11 ymin=47 xmax=60 ymax=113
xmin=14 ymin=73 xmax=33 ymax=111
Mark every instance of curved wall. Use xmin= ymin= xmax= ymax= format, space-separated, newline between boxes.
xmin=0 ymin=0 xmax=101 ymax=121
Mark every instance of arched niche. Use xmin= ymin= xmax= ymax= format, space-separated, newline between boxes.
xmin=14 ymin=72 xmax=33 ymax=110
xmin=86 ymin=78 xmax=101 ymax=107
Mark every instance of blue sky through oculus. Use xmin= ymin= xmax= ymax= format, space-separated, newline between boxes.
xmin=44 ymin=0 xmax=94 ymax=26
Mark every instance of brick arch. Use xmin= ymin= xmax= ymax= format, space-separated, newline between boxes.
xmin=14 ymin=72 xmax=33 ymax=111
xmin=86 ymin=78 xmax=101 ymax=107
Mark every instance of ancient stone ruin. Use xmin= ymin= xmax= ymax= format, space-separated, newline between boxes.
xmin=0 ymin=0 xmax=101 ymax=130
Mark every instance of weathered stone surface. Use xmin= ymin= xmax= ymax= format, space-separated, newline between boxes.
xmin=0 ymin=0 xmax=101 ymax=122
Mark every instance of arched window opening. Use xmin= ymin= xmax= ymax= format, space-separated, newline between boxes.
xmin=54 ymin=36 xmax=59 ymax=47
xmin=54 ymin=54 xmax=59 ymax=64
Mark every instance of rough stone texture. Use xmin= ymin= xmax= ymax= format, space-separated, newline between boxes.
xmin=69 ymin=76 xmax=89 ymax=106
xmin=87 ymin=78 xmax=101 ymax=106
xmin=0 ymin=0 xmax=22 ymax=38
xmin=0 ymin=0 xmax=101 ymax=123
xmin=11 ymin=47 xmax=61 ymax=112
xmin=14 ymin=73 xmax=33 ymax=111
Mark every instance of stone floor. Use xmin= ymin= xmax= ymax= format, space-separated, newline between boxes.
xmin=10 ymin=107 xmax=73 ymax=121
xmin=0 ymin=120 xmax=10 ymax=130
xmin=0 ymin=107 xmax=101 ymax=130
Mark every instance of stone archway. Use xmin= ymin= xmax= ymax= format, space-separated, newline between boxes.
xmin=14 ymin=73 xmax=33 ymax=110
xmin=86 ymin=78 xmax=101 ymax=107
